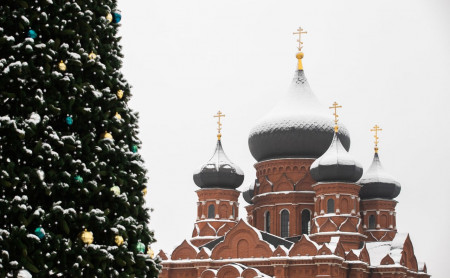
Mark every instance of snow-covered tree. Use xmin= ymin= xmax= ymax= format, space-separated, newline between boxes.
xmin=0 ymin=1 xmax=160 ymax=277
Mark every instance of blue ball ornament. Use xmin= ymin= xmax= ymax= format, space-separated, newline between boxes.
xmin=28 ymin=30 xmax=37 ymax=39
xmin=136 ymin=242 xmax=146 ymax=253
xmin=66 ymin=116 xmax=73 ymax=125
xmin=131 ymin=145 xmax=138 ymax=153
xmin=35 ymin=227 xmax=45 ymax=239
xmin=112 ymin=12 xmax=122 ymax=23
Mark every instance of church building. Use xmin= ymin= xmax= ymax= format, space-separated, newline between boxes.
xmin=158 ymin=28 xmax=430 ymax=278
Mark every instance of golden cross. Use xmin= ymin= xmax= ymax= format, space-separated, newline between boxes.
xmin=370 ymin=124 xmax=383 ymax=152
xmin=329 ymin=101 xmax=342 ymax=127
xmin=293 ymin=27 xmax=308 ymax=51
xmin=214 ymin=111 xmax=226 ymax=140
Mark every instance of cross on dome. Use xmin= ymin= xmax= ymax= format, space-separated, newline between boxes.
xmin=293 ymin=27 xmax=307 ymax=51
xmin=214 ymin=111 xmax=226 ymax=140
xmin=371 ymin=124 xmax=383 ymax=153
xmin=329 ymin=101 xmax=342 ymax=132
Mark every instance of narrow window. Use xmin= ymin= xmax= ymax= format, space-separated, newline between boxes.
xmin=264 ymin=211 xmax=270 ymax=233
xmin=369 ymin=215 xmax=376 ymax=229
xmin=301 ymin=209 xmax=311 ymax=235
xmin=232 ymin=205 xmax=235 ymax=219
xmin=327 ymin=199 xmax=335 ymax=214
xmin=208 ymin=204 xmax=215 ymax=219
xmin=281 ymin=210 xmax=289 ymax=237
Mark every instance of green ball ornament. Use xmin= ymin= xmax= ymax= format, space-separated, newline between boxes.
xmin=131 ymin=145 xmax=138 ymax=153
xmin=74 ymin=175 xmax=83 ymax=183
xmin=136 ymin=242 xmax=145 ymax=253
xmin=34 ymin=227 xmax=45 ymax=239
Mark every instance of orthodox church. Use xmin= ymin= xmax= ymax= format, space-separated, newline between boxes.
xmin=158 ymin=29 xmax=430 ymax=278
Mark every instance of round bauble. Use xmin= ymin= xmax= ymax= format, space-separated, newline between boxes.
xmin=65 ymin=116 xmax=73 ymax=125
xmin=34 ymin=227 xmax=45 ymax=239
xmin=136 ymin=242 xmax=145 ymax=253
xmin=142 ymin=188 xmax=147 ymax=196
xmin=74 ymin=175 xmax=83 ymax=183
xmin=89 ymin=51 xmax=97 ymax=60
xmin=115 ymin=235 xmax=124 ymax=246
xmin=18 ymin=270 xmax=32 ymax=278
xmin=111 ymin=186 xmax=120 ymax=196
xmin=28 ymin=30 xmax=37 ymax=39
xmin=147 ymin=247 xmax=154 ymax=258
xmin=58 ymin=60 xmax=66 ymax=71
xmin=112 ymin=12 xmax=122 ymax=23
xmin=80 ymin=229 xmax=93 ymax=245
xmin=117 ymin=89 xmax=124 ymax=99
xmin=102 ymin=131 xmax=113 ymax=139
xmin=131 ymin=145 xmax=138 ymax=153
xmin=114 ymin=112 xmax=122 ymax=120
xmin=106 ymin=13 xmax=113 ymax=22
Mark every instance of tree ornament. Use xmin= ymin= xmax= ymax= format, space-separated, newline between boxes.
xmin=131 ymin=145 xmax=138 ymax=153
xmin=112 ymin=12 xmax=122 ymax=23
xmin=111 ymin=186 xmax=120 ymax=196
xmin=65 ymin=116 xmax=73 ymax=125
xmin=136 ymin=242 xmax=145 ymax=253
xmin=115 ymin=235 xmax=124 ymax=246
xmin=106 ymin=13 xmax=113 ymax=22
xmin=102 ymin=131 xmax=113 ymax=139
xmin=34 ymin=227 xmax=45 ymax=239
xmin=147 ymin=246 xmax=155 ymax=258
xmin=17 ymin=270 xmax=32 ymax=278
xmin=80 ymin=229 xmax=94 ymax=245
xmin=89 ymin=51 xmax=97 ymax=60
xmin=142 ymin=188 xmax=147 ymax=196
xmin=114 ymin=112 xmax=122 ymax=120
xmin=117 ymin=89 xmax=124 ymax=99
xmin=58 ymin=60 xmax=66 ymax=71
xmin=74 ymin=175 xmax=83 ymax=183
xmin=27 ymin=30 xmax=37 ymax=39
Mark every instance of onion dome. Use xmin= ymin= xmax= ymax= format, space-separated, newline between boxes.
xmin=358 ymin=152 xmax=401 ymax=199
xmin=248 ymin=59 xmax=350 ymax=162
xmin=242 ymin=180 xmax=256 ymax=204
xmin=193 ymin=140 xmax=244 ymax=189
xmin=310 ymin=131 xmax=363 ymax=183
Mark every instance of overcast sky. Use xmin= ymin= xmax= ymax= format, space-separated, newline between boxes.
xmin=118 ymin=0 xmax=450 ymax=276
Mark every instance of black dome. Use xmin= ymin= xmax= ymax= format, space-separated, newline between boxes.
xmin=358 ymin=153 xmax=401 ymax=199
xmin=310 ymin=132 xmax=363 ymax=183
xmin=193 ymin=140 xmax=244 ymax=189
xmin=242 ymin=180 xmax=255 ymax=204
xmin=248 ymin=70 xmax=350 ymax=162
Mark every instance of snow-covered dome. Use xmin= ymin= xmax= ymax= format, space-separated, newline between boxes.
xmin=358 ymin=152 xmax=401 ymax=199
xmin=248 ymin=69 xmax=350 ymax=162
xmin=193 ymin=140 xmax=244 ymax=189
xmin=242 ymin=180 xmax=255 ymax=204
xmin=310 ymin=132 xmax=363 ymax=183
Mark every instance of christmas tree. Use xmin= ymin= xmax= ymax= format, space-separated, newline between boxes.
xmin=0 ymin=1 xmax=160 ymax=277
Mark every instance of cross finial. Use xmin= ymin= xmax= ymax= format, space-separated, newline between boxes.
xmin=293 ymin=27 xmax=308 ymax=51
xmin=329 ymin=101 xmax=342 ymax=132
xmin=214 ymin=111 xmax=226 ymax=140
xmin=370 ymin=124 xmax=383 ymax=153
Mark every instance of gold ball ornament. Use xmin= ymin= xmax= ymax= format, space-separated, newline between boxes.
xmin=147 ymin=247 xmax=155 ymax=259
xmin=142 ymin=187 xmax=147 ymax=196
xmin=106 ymin=13 xmax=113 ymax=22
xmin=111 ymin=185 xmax=121 ymax=196
xmin=296 ymin=52 xmax=304 ymax=59
xmin=117 ymin=89 xmax=124 ymax=99
xmin=58 ymin=60 xmax=67 ymax=71
xmin=80 ymin=229 xmax=94 ymax=245
xmin=114 ymin=112 xmax=122 ymax=120
xmin=102 ymin=131 xmax=113 ymax=139
xmin=89 ymin=51 xmax=97 ymax=60
xmin=115 ymin=235 xmax=124 ymax=246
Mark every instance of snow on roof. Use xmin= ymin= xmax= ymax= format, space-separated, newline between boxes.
xmin=366 ymin=233 xmax=408 ymax=266
xmin=311 ymin=133 xmax=359 ymax=167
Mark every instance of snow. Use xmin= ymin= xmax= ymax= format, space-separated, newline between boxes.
xmin=311 ymin=133 xmax=361 ymax=167
xmin=20 ymin=16 xmax=30 ymax=25
xmin=26 ymin=112 xmax=41 ymax=125
xmin=358 ymin=153 xmax=400 ymax=186
xmin=68 ymin=52 xmax=81 ymax=60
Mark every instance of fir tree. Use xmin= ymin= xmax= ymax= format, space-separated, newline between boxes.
xmin=0 ymin=1 xmax=160 ymax=277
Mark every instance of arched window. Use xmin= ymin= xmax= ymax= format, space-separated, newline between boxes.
xmin=280 ymin=210 xmax=289 ymax=238
xmin=301 ymin=209 xmax=311 ymax=235
xmin=264 ymin=211 xmax=270 ymax=233
xmin=327 ymin=199 xmax=335 ymax=214
xmin=207 ymin=204 xmax=215 ymax=219
xmin=369 ymin=215 xmax=376 ymax=229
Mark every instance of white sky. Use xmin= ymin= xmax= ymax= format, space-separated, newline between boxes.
xmin=118 ymin=0 xmax=450 ymax=276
